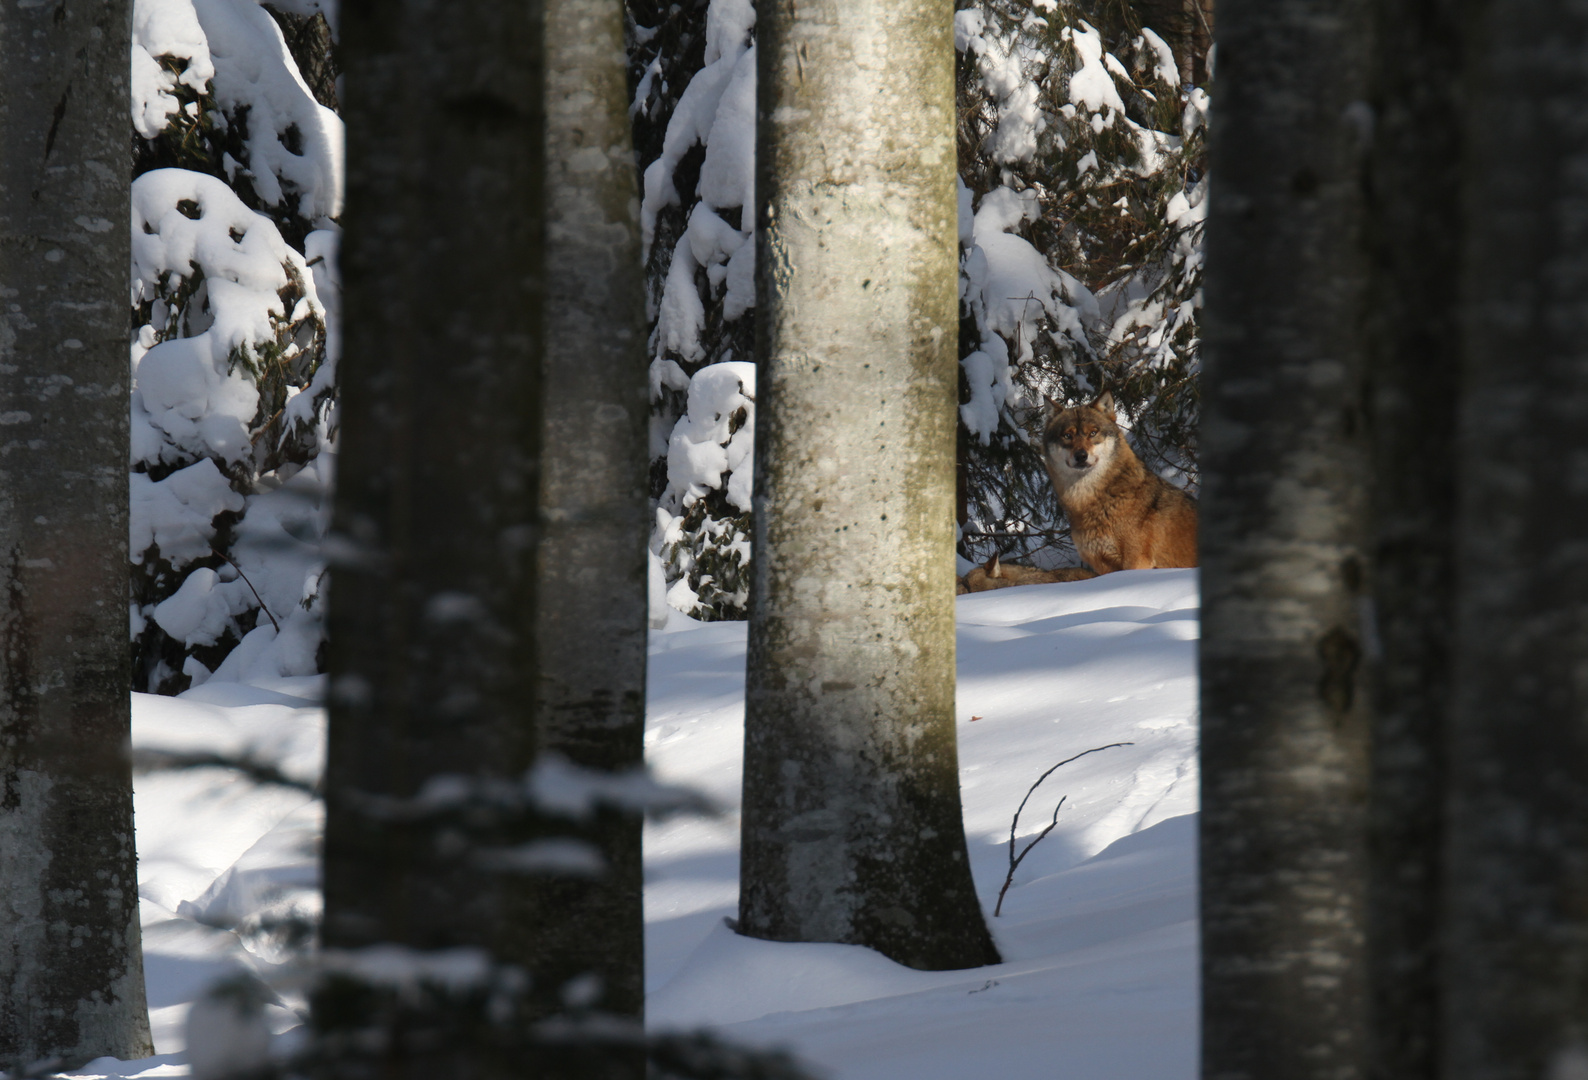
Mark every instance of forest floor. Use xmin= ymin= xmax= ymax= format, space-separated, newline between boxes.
xmin=68 ymin=568 xmax=1200 ymax=1080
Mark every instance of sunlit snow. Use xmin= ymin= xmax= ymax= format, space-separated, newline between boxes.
xmin=69 ymin=570 xmax=1198 ymax=1080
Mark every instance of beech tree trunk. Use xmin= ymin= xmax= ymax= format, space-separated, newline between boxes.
xmin=1198 ymin=0 xmax=1374 ymax=1074
xmin=739 ymin=0 xmax=999 ymax=972
xmin=534 ymin=0 xmax=650 ymax=1020
xmin=0 ymin=1 xmax=155 ymax=1067
xmin=321 ymin=0 xmax=546 ymax=999
xmin=323 ymin=4 xmax=650 ymax=1072
xmin=1443 ymin=0 xmax=1588 ymax=1073
xmin=1362 ymin=0 xmax=1462 ymax=1075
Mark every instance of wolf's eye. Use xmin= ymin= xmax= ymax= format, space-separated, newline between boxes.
xmin=1064 ymin=428 xmax=1076 ymax=439
xmin=1084 ymin=428 xmax=1097 ymax=437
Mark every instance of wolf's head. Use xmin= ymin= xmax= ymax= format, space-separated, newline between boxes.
xmin=1043 ymin=392 xmax=1121 ymax=480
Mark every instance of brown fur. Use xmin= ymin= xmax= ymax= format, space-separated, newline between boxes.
xmin=1042 ymin=391 xmax=1197 ymax=574
xmin=961 ymin=553 xmax=1096 ymax=592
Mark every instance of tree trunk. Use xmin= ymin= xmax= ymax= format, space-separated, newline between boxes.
xmin=322 ymin=5 xmax=651 ymax=1073
xmin=321 ymin=0 xmax=544 ymax=982
xmin=1198 ymin=0 xmax=1374 ymax=1074
xmin=1361 ymin=0 xmax=1462 ymax=1075
xmin=534 ymin=0 xmax=650 ymax=1020
xmin=1443 ymin=0 xmax=1588 ymax=1073
xmin=739 ymin=0 xmax=999 ymax=972
xmin=0 ymin=1 xmax=155 ymax=1067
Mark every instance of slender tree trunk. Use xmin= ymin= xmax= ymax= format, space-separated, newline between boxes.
xmin=1443 ymin=0 xmax=1588 ymax=1073
xmin=740 ymin=0 xmax=999 ymax=972
xmin=0 ymin=1 xmax=154 ymax=1067
xmin=1361 ymin=0 xmax=1462 ymax=1075
xmin=322 ymin=0 xmax=543 ymax=979
xmin=535 ymin=0 xmax=650 ymax=1019
xmin=1198 ymin=0 xmax=1374 ymax=1074
xmin=323 ymin=7 xmax=649 ymax=1074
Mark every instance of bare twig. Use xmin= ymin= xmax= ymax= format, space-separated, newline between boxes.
xmin=211 ymin=546 xmax=281 ymax=632
xmin=993 ymin=742 xmax=1133 ymax=916
xmin=132 ymin=747 xmax=319 ymax=797
xmin=959 ymin=528 xmax=1068 ymax=539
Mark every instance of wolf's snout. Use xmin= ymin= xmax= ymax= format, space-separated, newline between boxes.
xmin=1071 ymin=450 xmax=1089 ymax=468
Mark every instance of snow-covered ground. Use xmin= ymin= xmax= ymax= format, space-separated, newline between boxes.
xmin=70 ymin=568 xmax=1199 ymax=1080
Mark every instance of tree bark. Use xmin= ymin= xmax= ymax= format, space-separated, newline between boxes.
xmin=1443 ymin=0 xmax=1588 ymax=1073
xmin=0 ymin=1 xmax=155 ymax=1067
xmin=323 ymin=6 xmax=650 ymax=1073
xmin=322 ymin=0 xmax=544 ymax=977
xmin=1198 ymin=0 xmax=1374 ymax=1074
xmin=534 ymin=0 xmax=650 ymax=1020
xmin=1361 ymin=0 xmax=1463 ymax=1075
xmin=740 ymin=0 xmax=999 ymax=972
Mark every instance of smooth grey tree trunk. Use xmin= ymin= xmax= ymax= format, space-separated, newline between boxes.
xmin=1198 ymin=0 xmax=1374 ymax=1074
xmin=0 ymin=1 xmax=154 ymax=1067
xmin=740 ymin=0 xmax=1000 ymax=972
xmin=534 ymin=0 xmax=650 ymax=1020
xmin=322 ymin=7 xmax=648 ymax=1073
xmin=1362 ymin=0 xmax=1462 ymax=1075
xmin=321 ymin=0 xmax=545 ymax=990
xmin=1443 ymin=0 xmax=1588 ymax=1074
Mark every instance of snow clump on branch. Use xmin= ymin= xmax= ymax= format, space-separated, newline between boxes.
xmin=130 ymin=0 xmax=342 ymax=693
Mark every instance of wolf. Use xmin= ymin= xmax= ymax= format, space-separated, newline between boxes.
xmin=1042 ymin=391 xmax=1197 ymax=574
xmin=960 ymin=553 xmax=1096 ymax=593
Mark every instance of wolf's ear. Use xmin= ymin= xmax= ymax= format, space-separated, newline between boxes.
xmin=984 ymin=552 xmax=1002 ymax=578
xmin=1091 ymin=390 xmax=1116 ymax=421
xmin=1044 ymin=395 xmax=1062 ymax=418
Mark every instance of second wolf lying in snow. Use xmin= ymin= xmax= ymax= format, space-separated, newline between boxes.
xmin=962 ymin=391 xmax=1198 ymax=592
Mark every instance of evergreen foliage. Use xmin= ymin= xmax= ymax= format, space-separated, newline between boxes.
xmin=629 ymin=0 xmax=759 ymax=622
xmin=954 ymin=0 xmax=1206 ymax=569
xmin=129 ymin=2 xmax=341 ymax=693
xmin=633 ymin=0 xmax=1207 ymax=618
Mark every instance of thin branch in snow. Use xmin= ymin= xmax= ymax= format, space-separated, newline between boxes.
xmin=994 ymin=742 xmax=1133 ymax=916
xmin=211 ymin=545 xmax=281 ymax=632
